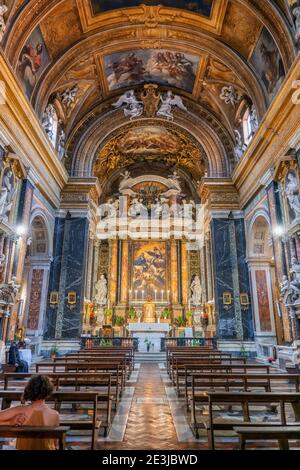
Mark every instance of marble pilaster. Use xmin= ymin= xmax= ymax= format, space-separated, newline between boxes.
xmin=120 ymin=240 xmax=129 ymax=304
xmin=181 ymin=239 xmax=189 ymax=307
xmin=109 ymin=239 xmax=118 ymax=307
xmin=170 ymin=239 xmax=179 ymax=305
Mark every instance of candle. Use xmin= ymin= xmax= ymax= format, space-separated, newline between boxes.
xmin=161 ymin=290 xmax=164 ymax=302
xmin=168 ymin=290 xmax=170 ymax=303
xmin=155 ymin=290 xmax=157 ymax=302
xmin=135 ymin=290 xmax=138 ymax=302
xmin=142 ymin=290 xmax=145 ymax=302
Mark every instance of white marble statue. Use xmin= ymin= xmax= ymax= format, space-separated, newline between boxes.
xmin=293 ymin=7 xmax=300 ymax=43
xmin=57 ymin=129 xmax=65 ymax=160
xmin=157 ymin=91 xmax=187 ymax=120
xmin=249 ymin=105 xmax=259 ymax=134
xmin=281 ymin=258 xmax=300 ymax=306
xmin=0 ymin=3 xmax=8 ymax=43
xmin=0 ymin=169 xmax=15 ymax=220
xmin=285 ymin=173 xmax=300 ymax=220
xmin=190 ymin=275 xmax=202 ymax=306
xmin=0 ymin=253 xmax=5 ymax=269
xmin=94 ymin=274 xmax=108 ymax=305
xmin=119 ymin=171 xmax=137 ymax=196
xmin=112 ymin=90 xmax=144 ymax=120
xmin=129 ymin=197 xmax=146 ymax=217
xmin=219 ymin=86 xmax=240 ymax=106
xmin=59 ymin=85 xmax=78 ymax=108
xmin=41 ymin=104 xmax=56 ymax=140
xmin=233 ymin=130 xmax=247 ymax=162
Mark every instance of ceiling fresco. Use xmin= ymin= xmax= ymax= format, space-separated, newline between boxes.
xmin=90 ymin=0 xmax=213 ymax=17
xmin=249 ymin=27 xmax=285 ymax=102
xmin=104 ymin=49 xmax=199 ymax=93
xmin=2 ymin=0 xmax=296 ymax=182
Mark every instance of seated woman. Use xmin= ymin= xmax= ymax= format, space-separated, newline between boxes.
xmin=0 ymin=375 xmax=59 ymax=450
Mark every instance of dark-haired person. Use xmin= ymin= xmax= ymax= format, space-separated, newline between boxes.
xmin=0 ymin=375 xmax=59 ymax=450
xmin=8 ymin=341 xmax=29 ymax=373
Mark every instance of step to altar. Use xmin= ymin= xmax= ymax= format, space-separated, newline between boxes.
xmin=135 ymin=352 xmax=166 ymax=363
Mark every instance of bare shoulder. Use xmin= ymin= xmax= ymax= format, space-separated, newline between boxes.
xmin=47 ymin=406 xmax=60 ymax=424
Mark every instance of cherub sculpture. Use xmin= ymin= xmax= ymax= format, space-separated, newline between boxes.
xmin=157 ymin=91 xmax=187 ymax=120
xmin=112 ymin=90 xmax=144 ymax=120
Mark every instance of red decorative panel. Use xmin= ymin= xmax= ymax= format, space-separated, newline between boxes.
xmin=255 ymin=270 xmax=271 ymax=332
xmin=27 ymin=269 xmax=44 ymax=330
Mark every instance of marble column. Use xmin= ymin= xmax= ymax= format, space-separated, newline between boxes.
xmin=109 ymin=239 xmax=118 ymax=307
xmin=200 ymin=247 xmax=207 ymax=303
xmin=170 ymin=239 xmax=179 ymax=305
xmin=120 ymin=240 xmax=129 ymax=304
xmin=92 ymin=240 xmax=100 ymax=298
xmin=266 ymin=181 xmax=290 ymax=341
xmin=85 ymin=236 xmax=94 ymax=301
xmin=181 ymin=239 xmax=189 ymax=307
xmin=205 ymin=236 xmax=213 ymax=302
xmin=44 ymin=216 xmax=89 ymax=340
xmin=211 ymin=216 xmax=254 ymax=341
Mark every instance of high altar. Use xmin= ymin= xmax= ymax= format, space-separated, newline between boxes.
xmin=85 ymin=172 xmax=217 ymax=346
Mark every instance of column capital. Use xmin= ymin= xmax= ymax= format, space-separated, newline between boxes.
xmin=198 ymin=178 xmax=240 ymax=212
xmin=61 ymin=177 xmax=102 ymax=211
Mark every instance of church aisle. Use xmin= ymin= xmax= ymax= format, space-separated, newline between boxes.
xmin=100 ymin=363 xmax=201 ymax=451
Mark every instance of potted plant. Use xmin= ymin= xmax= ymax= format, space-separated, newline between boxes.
xmin=144 ymin=338 xmax=153 ymax=352
xmin=115 ymin=316 xmax=125 ymax=326
xmin=161 ymin=308 xmax=170 ymax=323
xmin=128 ymin=308 xmax=136 ymax=323
xmin=186 ymin=310 xmax=193 ymax=327
xmin=175 ymin=316 xmax=186 ymax=327
xmin=49 ymin=343 xmax=59 ymax=360
xmin=240 ymin=343 xmax=249 ymax=359
xmin=104 ymin=309 xmax=113 ymax=325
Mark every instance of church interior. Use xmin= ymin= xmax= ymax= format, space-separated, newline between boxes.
xmin=0 ymin=0 xmax=300 ymax=452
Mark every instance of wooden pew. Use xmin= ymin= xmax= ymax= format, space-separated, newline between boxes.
xmin=54 ymin=354 xmax=132 ymax=378
xmin=0 ymin=390 xmax=101 ymax=450
xmin=189 ymin=373 xmax=300 ymax=434
xmin=166 ymin=348 xmax=219 ymax=375
xmin=172 ymin=356 xmax=248 ymax=391
xmin=205 ymin=392 xmax=300 ymax=450
xmin=183 ymin=363 xmax=271 ymax=410
xmin=74 ymin=347 xmax=135 ymax=369
xmin=35 ymin=362 xmax=124 ymax=405
xmin=0 ymin=426 xmax=70 ymax=450
xmin=234 ymin=426 xmax=300 ymax=450
xmin=1 ymin=372 xmax=113 ymax=436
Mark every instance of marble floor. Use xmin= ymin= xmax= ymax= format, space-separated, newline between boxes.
xmin=100 ymin=362 xmax=203 ymax=451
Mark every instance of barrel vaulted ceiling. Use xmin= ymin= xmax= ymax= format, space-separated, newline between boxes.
xmin=1 ymin=0 xmax=297 ymax=185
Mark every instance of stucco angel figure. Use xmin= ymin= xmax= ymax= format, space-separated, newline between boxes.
xmin=94 ymin=274 xmax=108 ymax=306
xmin=285 ymin=173 xmax=300 ymax=220
xmin=60 ymin=85 xmax=78 ymax=108
xmin=233 ymin=130 xmax=247 ymax=162
xmin=157 ymin=91 xmax=187 ymax=120
xmin=190 ymin=275 xmax=203 ymax=306
xmin=293 ymin=7 xmax=300 ymax=43
xmin=0 ymin=3 xmax=8 ymax=43
xmin=112 ymin=90 xmax=144 ymax=120
xmin=119 ymin=171 xmax=137 ymax=196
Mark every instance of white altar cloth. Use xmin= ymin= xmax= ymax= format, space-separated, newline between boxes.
xmin=128 ymin=323 xmax=171 ymax=352
xmin=128 ymin=322 xmax=170 ymax=333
